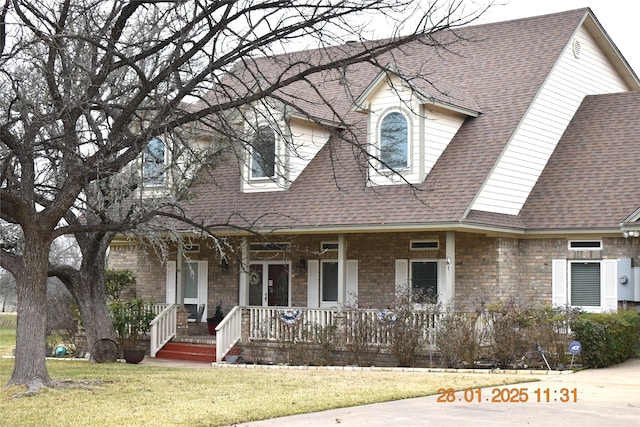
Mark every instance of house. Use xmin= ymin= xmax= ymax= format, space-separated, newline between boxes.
xmin=107 ymin=8 xmax=640 ymax=362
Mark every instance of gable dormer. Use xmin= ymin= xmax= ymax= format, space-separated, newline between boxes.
xmin=353 ymin=69 xmax=480 ymax=186
xmin=240 ymin=98 xmax=332 ymax=193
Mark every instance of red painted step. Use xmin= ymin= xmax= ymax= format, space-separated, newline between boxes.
xmin=155 ymin=342 xmax=242 ymax=363
xmin=156 ymin=342 xmax=216 ymax=363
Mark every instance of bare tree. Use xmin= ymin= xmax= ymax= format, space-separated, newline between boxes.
xmin=0 ymin=0 xmax=487 ymax=391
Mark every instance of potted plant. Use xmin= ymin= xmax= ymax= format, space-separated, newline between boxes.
xmin=109 ymin=298 xmax=155 ymax=363
xmin=206 ymin=302 xmax=224 ymax=335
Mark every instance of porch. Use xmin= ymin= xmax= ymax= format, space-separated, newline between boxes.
xmin=149 ymin=304 xmax=440 ymax=364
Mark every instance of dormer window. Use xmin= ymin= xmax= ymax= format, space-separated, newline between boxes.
xmin=250 ymin=126 xmax=276 ymax=179
xmin=379 ymin=111 xmax=409 ymax=169
xmin=144 ymin=137 xmax=165 ymax=185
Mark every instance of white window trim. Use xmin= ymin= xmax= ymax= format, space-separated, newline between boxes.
xmin=249 ymin=126 xmax=278 ymax=181
xmin=410 ymin=239 xmax=439 ymax=250
xmin=143 ymin=137 xmax=167 ymax=188
xmin=568 ymin=240 xmax=602 ymax=250
xmin=409 ymin=258 xmax=442 ymax=305
xmin=378 ymin=109 xmax=411 ymax=172
xmin=320 ymin=259 xmax=339 ymax=307
xmin=321 ymin=241 xmax=339 ymax=252
xmin=249 ymin=242 xmax=291 ymax=252
xmin=568 ymin=260 xmax=602 ymax=311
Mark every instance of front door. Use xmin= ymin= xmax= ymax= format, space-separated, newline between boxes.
xmin=165 ymin=260 xmax=208 ymax=321
xmin=183 ymin=261 xmax=208 ymax=321
xmin=248 ymin=262 xmax=290 ymax=306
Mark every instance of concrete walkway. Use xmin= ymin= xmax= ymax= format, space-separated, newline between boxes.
xmin=227 ymin=359 xmax=640 ymax=427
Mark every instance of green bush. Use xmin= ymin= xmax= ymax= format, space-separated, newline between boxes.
xmin=572 ymin=310 xmax=640 ymax=368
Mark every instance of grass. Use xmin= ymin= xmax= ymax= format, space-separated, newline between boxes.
xmin=0 ymin=313 xmax=532 ymax=426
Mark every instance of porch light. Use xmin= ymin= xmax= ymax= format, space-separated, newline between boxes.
xmin=297 ymin=257 xmax=307 ymax=275
xmin=219 ymin=258 xmax=229 ymax=273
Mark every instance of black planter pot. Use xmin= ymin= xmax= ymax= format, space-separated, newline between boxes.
xmin=123 ymin=349 xmax=146 ymax=364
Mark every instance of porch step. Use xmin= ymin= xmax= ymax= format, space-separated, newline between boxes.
xmin=155 ymin=341 xmax=242 ymax=363
xmin=156 ymin=342 xmax=217 ymax=363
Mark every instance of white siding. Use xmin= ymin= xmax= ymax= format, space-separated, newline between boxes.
xmin=241 ymin=104 xmax=331 ymax=193
xmin=367 ymin=75 xmax=466 ymax=186
xmin=472 ymin=26 xmax=630 ymax=215
xmin=287 ymin=120 xmax=331 ymax=183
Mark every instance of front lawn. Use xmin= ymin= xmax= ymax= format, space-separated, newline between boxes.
xmin=0 ymin=314 xmax=531 ymax=426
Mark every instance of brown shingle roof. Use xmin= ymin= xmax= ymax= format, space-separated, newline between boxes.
xmin=519 ymin=91 xmax=640 ymax=231
xmin=182 ymin=9 xmax=621 ymax=233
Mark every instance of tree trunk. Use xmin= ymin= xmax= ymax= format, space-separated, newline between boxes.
xmin=8 ymin=237 xmax=52 ymax=387
xmin=52 ymin=230 xmax=119 ymax=362
xmin=66 ymin=267 xmax=118 ymax=361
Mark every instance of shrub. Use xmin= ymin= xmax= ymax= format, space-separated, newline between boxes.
xmin=105 ymin=269 xmax=136 ymax=301
xmin=339 ymin=300 xmax=382 ymax=367
xmin=485 ymin=300 xmax=530 ymax=368
xmin=379 ymin=285 xmax=431 ymax=367
xmin=436 ymin=307 xmax=488 ymax=368
xmin=572 ymin=310 xmax=640 ymax=368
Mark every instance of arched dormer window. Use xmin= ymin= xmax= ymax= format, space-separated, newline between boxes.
xmin=379 ymin=111 xmax=408 ymax=169
xmin=144 ymin=137 xmax=165 ymax=185
xmin=251 ymin=126 xmax=276 ymax=179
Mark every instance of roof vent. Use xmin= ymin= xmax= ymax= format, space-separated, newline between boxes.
xmin=572 ymin=39 xmax=581 ymax=59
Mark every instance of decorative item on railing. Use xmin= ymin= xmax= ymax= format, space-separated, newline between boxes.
xmin=278 ymin=309 xmax=303 ymax=326
xmin=378 ymin=310 xmax=396 ymax=324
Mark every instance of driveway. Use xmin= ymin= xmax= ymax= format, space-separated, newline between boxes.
xmin=231 ymin=358 xmax=640 ymax=426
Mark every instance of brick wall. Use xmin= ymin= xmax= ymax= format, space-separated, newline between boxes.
xmin=109 ymin=232 xmax=640 ymax=314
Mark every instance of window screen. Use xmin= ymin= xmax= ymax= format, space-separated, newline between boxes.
xmin=322 ymin=261 xmax=339 ymax=302
xmin=411 ymin=261 xmax=437 ymax=303
xmin=571 ymin=262 xmax=600 ymax=307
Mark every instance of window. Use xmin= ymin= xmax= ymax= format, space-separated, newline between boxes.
xmin=144 ymin=137 xmax=165 ymax=185
xmin=251 ymin=126 xmax=276 ymax=179
xmin=569 ymin=240 xmax=602 ymax=250
xmin=321 ymin=242 xmax=339 ymax=251
xmin=411 ymin=261 xmax=437 ymax=303
xmin=321 ymin=261 xmax=339 ymax=303
xmin=570 ymin=262 xmax=601 ymax=307
xmin=249 ymin=242 xmax=290 ymax=252
xmin=410 ymin=240 xmax=439 ymax=250
xmin=379 ymin=111 xmax=408 ymax=169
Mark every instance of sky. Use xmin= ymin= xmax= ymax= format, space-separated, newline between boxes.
xmin=476 ymin=1 xmax=640 ymax=72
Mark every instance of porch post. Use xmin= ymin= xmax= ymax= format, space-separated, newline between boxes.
xmin=338 ymin=234 xmax=347 ymax=304
xmin=176 ymin=243 xmax=184 ymax=306
xmin=238 ymin=238 xmax=249 ymax=306
xmin=446 ymin=231 xmax=455 ymax=307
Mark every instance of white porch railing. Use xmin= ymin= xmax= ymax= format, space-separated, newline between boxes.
xmin=216 ymin=305 xmax=242 ymax=362
xmin=215 ymin=305 xmax=441 ymax=361
xmin=149 ymin=303 xmax=177 ymax=357
xmin=248 ymin=307 xmax=337 ymax=341
xmin=248 ymin=306 xmax=440 ymax=347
